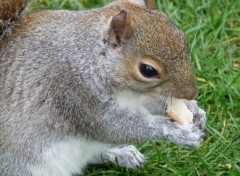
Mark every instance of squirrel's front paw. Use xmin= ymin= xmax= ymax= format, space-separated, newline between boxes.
xmin=164 ymin=100 xmax=206 ymax=147
xmin=164 ymin=119 xmax=205 ymax=147
xmin=183 ymin=100 xmax=206 ymax=130
xmin=175 ymin=124 xmax=205 ymax=147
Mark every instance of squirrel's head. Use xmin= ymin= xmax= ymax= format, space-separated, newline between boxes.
xmin=108 ymin=0 xmax=198 ymax=100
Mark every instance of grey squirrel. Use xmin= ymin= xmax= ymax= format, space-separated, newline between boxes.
xmin=0 ymin=0 xmax=206 ymax=175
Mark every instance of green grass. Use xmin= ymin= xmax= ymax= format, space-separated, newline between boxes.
xmin=30 ymin=0 xmax=240 ymax=175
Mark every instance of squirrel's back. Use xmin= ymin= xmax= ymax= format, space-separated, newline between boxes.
xmin=0 ymin=0 xmax=29 ymax=39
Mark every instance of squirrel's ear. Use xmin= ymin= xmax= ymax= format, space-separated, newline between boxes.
xmin=109 ymin=9 xmax=134 ymax=48
xmin=128 ymin=0 xmax=156 ymax=10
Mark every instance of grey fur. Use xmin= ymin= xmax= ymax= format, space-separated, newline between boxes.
xmin=0 ymin=1 xmax=206 ymax=175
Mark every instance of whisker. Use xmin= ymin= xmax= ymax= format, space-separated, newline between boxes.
xmin=159 ymin=89 xmax=170 ymax=115
xmin=170 ymin=90 xmax=173 ymax=110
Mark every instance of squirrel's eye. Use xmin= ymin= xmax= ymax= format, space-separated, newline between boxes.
xmin=139 ymin=63 xmax=159 ymax=78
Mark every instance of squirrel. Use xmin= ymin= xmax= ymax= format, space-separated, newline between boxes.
xmin=0 ymin=0 xmax=206 ymax=175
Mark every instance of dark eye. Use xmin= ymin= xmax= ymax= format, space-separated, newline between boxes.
xmin=139 ymin=63 xmax=159 ymax=78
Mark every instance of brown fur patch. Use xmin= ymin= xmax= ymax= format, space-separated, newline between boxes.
xmin=0 ymin=0 xmax=28 ymax=36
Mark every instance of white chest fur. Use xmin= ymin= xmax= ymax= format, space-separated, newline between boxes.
xmin=29 ymin=138 xmax=108 ymax=176
xmin=116 ymin=91 xmax=148 ymax=112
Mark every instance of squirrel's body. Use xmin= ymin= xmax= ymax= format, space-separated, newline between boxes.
xmin=0 ymin=0 xmax=206 ymax=175
xmin=1 ymin=9 xmax=120 ymax=175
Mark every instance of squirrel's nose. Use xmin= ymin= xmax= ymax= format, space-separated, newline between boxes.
xmin=172 ymin=88 xmax=198 ymax=100
xmin=172 ymin=86 xmax=198 ymax=100
xmin=184 ymin=89 xmax=198 ymax=100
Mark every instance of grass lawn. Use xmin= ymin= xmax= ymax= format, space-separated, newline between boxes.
xmin=30 ymin=0 xmax=240 ymax=175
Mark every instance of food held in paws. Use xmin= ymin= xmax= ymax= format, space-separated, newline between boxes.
xmin=166 ymin=97 xmax=193 ymax=125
